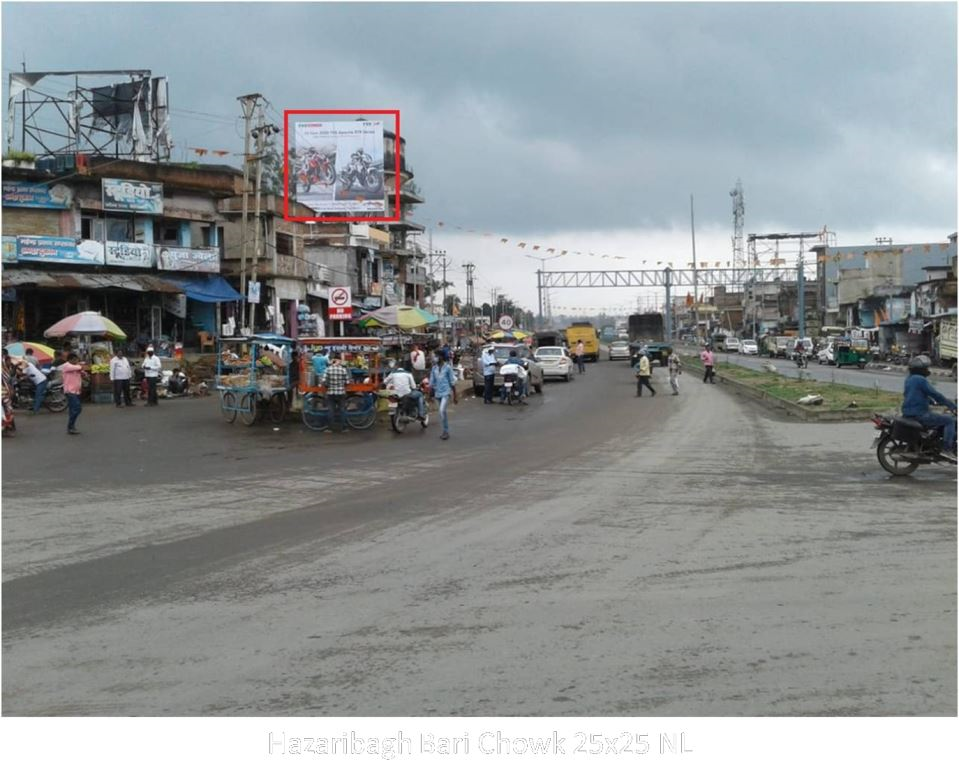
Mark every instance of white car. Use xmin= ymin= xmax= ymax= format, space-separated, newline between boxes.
xmin=534 ymin=346 xmax=574 ymax=381
xmin=724 ymin=338 xmax=741 ymax=353
xmin=608 ymin=340 xmax=631 ymax=360
xmin=817 ymin=344 xmax=835 ymax=365
xmin=740 ymin=339 xmax=758 ymax=355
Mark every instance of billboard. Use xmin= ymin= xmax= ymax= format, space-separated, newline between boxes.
xmin=293 ymin=120 xmax=385 ymax=215
xmin=102 ymin=178 xmax=164 ymax=214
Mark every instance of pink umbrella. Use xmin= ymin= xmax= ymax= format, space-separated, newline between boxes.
xmin=44 ymin=311 xmax=127 ymax=340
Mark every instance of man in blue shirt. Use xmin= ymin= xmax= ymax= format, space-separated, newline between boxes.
xmin=429 ymin=350 xmax=458 ymax=440
xmin=902 ymin=355 xmax=956 ymax=459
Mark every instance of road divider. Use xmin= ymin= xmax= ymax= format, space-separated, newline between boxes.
xmin=681 ymin=356 xmax=901 ymax=422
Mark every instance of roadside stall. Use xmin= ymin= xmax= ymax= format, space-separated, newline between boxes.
xmin=297 ymin=337 xmax=384 ymax=432
xmin=217 ymin=334 xmax=293 ymax=426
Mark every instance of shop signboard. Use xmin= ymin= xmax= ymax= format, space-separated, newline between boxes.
xmin=2 ymin=180 xmax=72 ymax=209
xmin=328 ymin=286 xmax=353 ymax=321
xmin=156 ymin=246 xmax=219 ymax=273
xmin=105 ymin=241 xmax=154 ymax=268
xmin=102 ymin=178 xmax=164 ymax=214
xmin=17 ymin=235 xmax=104 ymax=265
xmin=2 ymin=235 xmax=17 ymax=263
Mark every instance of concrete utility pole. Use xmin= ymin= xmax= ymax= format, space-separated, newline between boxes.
xmin=524 ymin=252 xmax=563 ymax=329
xmin=437 ymin=251 xmax=450 ymax=343
xmin=237 ymin=93 xmax=262 ymax=330
xmin=463 ymin=262 xmax=475 ymax=335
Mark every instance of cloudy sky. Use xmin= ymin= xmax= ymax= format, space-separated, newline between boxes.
xmin=3 ymin=1 xmax=956 ymax=314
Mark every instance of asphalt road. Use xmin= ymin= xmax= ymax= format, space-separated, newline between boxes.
xmin=2 ymin=359 xmax=955 ymax=715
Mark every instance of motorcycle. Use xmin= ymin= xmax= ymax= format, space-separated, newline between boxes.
xmin=387 ymin=380 xmax=430 ymax=433
xmin=14 ymin=372 xmax=67 ymax=412
xmin=296 ymin=152 xmax=336 ymax=194
xmin=338 ymin=160 xmax=381 ymax=192
xmin=794 ymin=352 xmax=809 ymax=368
xmin=872 ymin=410 xmax=957 ymax=475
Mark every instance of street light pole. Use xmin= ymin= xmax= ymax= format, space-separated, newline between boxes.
xmin=524 ymin=253 xmax=563 ymax=329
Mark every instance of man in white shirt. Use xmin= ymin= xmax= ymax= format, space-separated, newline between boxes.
xmin=410 ymin=344 xmax=426 ymax=381
xmin=385 ymin=361 xmax=425 ymax=420
xmin=110 ymin=350 xmax=134 ymax=407
xmin=19 ymin=359 xmax=47 ymax=414
xmin=142 ymin=345 xmax=163 ymax=406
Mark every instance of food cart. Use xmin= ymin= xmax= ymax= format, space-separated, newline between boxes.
xmin=217 ymin=334 xmax=293 ymax=426
xmin=297 ymin=337 xmax=384 ymax=431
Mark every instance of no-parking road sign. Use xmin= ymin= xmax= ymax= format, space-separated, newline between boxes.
xmin=329 ymin=286 xmax=353 ymax=321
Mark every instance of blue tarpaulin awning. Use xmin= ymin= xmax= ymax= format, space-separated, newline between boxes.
xmin=165 ymin=275 xmax=243 ymax=303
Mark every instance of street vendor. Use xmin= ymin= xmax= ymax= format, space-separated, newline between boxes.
xmin=311 ymin=348 xmax=330 ymax=377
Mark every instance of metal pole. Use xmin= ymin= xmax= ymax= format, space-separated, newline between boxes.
xmin=537 ymin=269 xmax=543 ymax=328
xmin=664 ymin=267 xmax=672 ymax=340
xmin=690 ymin=194 xmax=699 ymax=339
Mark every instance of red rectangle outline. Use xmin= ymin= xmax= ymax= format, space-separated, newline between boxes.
xmin=283 ymin=109 xmax=401 ymax=224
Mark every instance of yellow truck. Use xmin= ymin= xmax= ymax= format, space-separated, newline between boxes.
xmin=564 ymin=322 xmax=600 ymax=362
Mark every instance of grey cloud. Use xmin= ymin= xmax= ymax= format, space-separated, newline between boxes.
xmin=3 ymin=2 xmax=955 ymax=237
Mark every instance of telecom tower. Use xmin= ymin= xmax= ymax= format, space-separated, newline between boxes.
xmin=730 ymin=178 xmax=745 ymax=270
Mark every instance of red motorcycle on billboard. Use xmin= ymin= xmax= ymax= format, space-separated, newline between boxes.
xmin=296 ymin=149 xmax=336 ymax=194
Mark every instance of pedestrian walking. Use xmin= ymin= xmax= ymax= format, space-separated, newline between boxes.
xmin=633 ymin=352 xmax=656 ymax=397
xmin=142 ymin=345 xmax=162 ymax=405
xmin=701 ymin=345 xmax=716 ymax=384
xmin=575 ymin=340 xmax=586 ymax=374
xmin=19 ymin=358 xmax=48 ymax=413
xmin=322 ymin=354 xmax=350 ymax=433
xmin=59 ymin=352 xmax=87 ymax=435
xmin=481 ymin=343 xmax=498 ymax=404
xmin=429 ymin=349 xmax=458 ymax=440
xmin=110 ymin=349 xmax=134 ymax=407
xmin=667 ymin=350 xmax=682 ymax=395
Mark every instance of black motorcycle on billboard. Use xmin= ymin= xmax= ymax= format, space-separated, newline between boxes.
xmin=337 ymin=150 xmax=382 ymax=193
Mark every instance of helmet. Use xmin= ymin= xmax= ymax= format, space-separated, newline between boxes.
xmin=908 ymin=354 xmax=931 ymax=374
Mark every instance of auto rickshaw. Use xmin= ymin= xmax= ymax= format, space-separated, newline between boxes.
xmin=835 ymin=338 xmax=871 ymax=369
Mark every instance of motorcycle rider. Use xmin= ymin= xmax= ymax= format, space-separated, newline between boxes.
xmin=902 ymin=354 xmax=956 ymax=460
xmin=794 ymin=339 xmax=806 ymax=367
xmin=384 ymin=360 xmax=426 ymax=422
xmin=18 ymin=358 xmax=49 ymax=414
xmin=499 ymin=349 xmax=528 ymax=403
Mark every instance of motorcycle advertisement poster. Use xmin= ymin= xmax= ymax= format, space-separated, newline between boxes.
xmin=293 ymin=121 xmax=385 ymax=214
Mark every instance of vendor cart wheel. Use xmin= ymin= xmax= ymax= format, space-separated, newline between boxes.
xmin=267 ymin=392 xmax=287 ymax=423
xmin=220 ymin=391 xmax=238 ymax=424
xmin=301 ymin=394 xmax=330 ymax=432
xmin=344 ymin=394 xmax=377 ymax=430
xmin=238 ymin=393 xmax=258 ymax=426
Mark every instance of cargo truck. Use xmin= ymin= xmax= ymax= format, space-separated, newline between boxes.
xmin=564 ymin=323 xmax=601 ymax=362
xmin=627 ymin=313 xmax=672 ymax=366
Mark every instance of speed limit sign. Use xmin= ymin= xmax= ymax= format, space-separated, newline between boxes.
xmin=329 ymin=286 xmax=353 ymax=321
xmin=498 ymin=314 xmax=514 ymax=330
